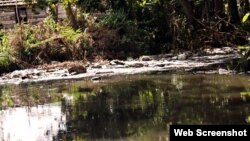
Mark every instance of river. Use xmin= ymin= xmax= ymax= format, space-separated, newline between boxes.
xmin=0 ymin=74 xmax=249 ymax=141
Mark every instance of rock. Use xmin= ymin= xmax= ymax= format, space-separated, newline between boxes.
xmin=172 ymin=56 xmax=178 ymax=60
xmin=51 ymin=61 xmax=60 ymax=64
xmin=95 ymin=71 xmax=114 ymax=74
xmin=177 ymin=54 xmax=187 ymax=60
xmin=140 ymin=56 xmax=152 ymax=61
xmin=91 ymin=76 xmax=101 ymax=81
xmin=46 ymin=69 xmax=58 ymax=72
xmin=127 ymin=57 xmax=134 ymax=61
xmin=102 ymin=65 xmax=107 ymax=69
xmin=21 ymin=75 xmax=29 ymax=80
xmin=10 ymin=70 xmax=29 ymax=79
xmin=160 ymin=53 xmax=174 ymax=58
xmin=61 ymin=74 xmax=68 ymax=77
xmin=128 ymin=63 xmax=144 ymax=68
xmin=221 ymin=47 xmax=235 ymax=54
xmin=91 ymin=64 xmax=102 ymax=69
xmin=68 ymin=65 xmax=86 ymax=74
xmin=177 ymin=51 xmax=192 ymax=60
xmin=110 ymin=60 xmax=125 ymax=65
xmin=203 ymin=47 xmax=236 ymax=55
xmin=212 ymin=48 xmax=225 ymax=54
xmin=155 ymin=64 xmax=165 ymax=67
xmin=218 ymin=68 xmax=232 ymax=74
xmin=112 ymin=65 xmax=127 ymax=68
xmin=143 ymin=62 xmax=149 ymax=67
xmin=10 ymin=70 xmax=21 ymax=78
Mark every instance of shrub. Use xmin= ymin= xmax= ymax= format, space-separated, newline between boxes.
xmin=239 ymin=13 xmax=250 ymax=71
xmin=0 ymin=30 xmax=11 ymax=66
xmin=7 ymin=16 xmax=94 ymax=65
xmin=100 ymin=10 xmax=127 ymax=29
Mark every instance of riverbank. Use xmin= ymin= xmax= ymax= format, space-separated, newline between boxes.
xmin=0 ymin=47 xmax=246 ymax=85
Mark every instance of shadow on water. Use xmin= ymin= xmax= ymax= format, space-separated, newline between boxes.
xmin=0 ymin=74 xmax=250 ymax=140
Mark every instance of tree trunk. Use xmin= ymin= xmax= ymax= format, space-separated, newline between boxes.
xmin=241 ymin=0 xmax=250 ymax=15
xmin=208 ymin=0 xmax=215 ymax=19
xmin=228 ymin=0 xmax=241 ymax=25
xmin=178 ymin=0 xmax=196 ymax=27
xmin=65 ymin=3 xmax=78 ymax=29
xmin=214 ymin=0 xmax=224 ymax=17
xmin=204 ymin=1 xmax=211 ymax=21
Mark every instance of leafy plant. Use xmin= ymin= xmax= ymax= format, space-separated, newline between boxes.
xmin=77 ymin=0 xmax=102 ymax=12
xmin=60 ymin=26 xmax=83 ymax=41
xmin=0 ymin=30 xmax=11 ymax=66
xmin=242 ymin=13 xmax=250 ymax=23
xmin=100 ymin=10 xmax=127 ymax=29
xmin=44 ymin=16 xmax=59 ymax=32
xmin=247 ymin=115 xmax=250 ymax=123
xmin=239 ymin=13 xmax=250 ymax=71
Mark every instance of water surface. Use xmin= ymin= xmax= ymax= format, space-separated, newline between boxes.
xmin=0 ymin=74 xmax=250 ymax=141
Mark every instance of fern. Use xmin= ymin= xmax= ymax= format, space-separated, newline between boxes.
xmin=60 ymin=26 xmax=83 ymax=41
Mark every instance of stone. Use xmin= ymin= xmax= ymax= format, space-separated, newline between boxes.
xmin=177 ymin=51 xmax=192 ymax=60
xmin=91 ymin=76 xmax=101 ymax=81
xmin=128 ymin=63 xmax=144 ymax=68
xmin=127 ymin=57 xmax=134 ymax=61
xmin=61 ymin=74 xmax=68 ymax=77
xmin=203 ymin=47 xmax=236 ymax=55
xmin=221 ymin=47 xmax=234 ymax=53
xmin=91 ymin=64 xmax=102 ymax=69
xmin=155 ymin=64 xmax=165 ymax=67
xmin=218 ymin=68 xmax=232 ymax=74
xmin=68 ymin=65 xmax=87 ymax=74
xmin=113 ymin=65 xmax=127 ymax=68
xmin=172 ymin=56 xmax=178 ymax=60
xmin=51 ymin=61 xmax=60 ymax=64
xmin=177 ymin=54 xmax=187 ymax=60
xmin=95 ymin=71 xmax=114 ymax=74
xmin=110 ymin=60 xmax=125 ymax=65
xmin=140 ymin=56 xmax=152 ymax=61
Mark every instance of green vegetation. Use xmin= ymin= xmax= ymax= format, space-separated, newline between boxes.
xmin=0 ymin=0 xmax=250 ymax=72
xmin=100 ymin=10 xmax=127 ymax=28
xmin=7 ymin=16 xmax=91 ymax=65
xmin=0 ymin=30 xmax=11 ymax=66
xmin=240 ymin=13 xmax=250 ymax=71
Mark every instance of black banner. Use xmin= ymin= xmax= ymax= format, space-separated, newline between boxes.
xmin=170 ymin=125 xmax=250 ymax=141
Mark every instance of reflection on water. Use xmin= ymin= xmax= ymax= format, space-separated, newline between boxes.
xmin=0 ymin=103 xmax=65 ymax=141
xmin=0 ymin=74 xmax=249 ymax=141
